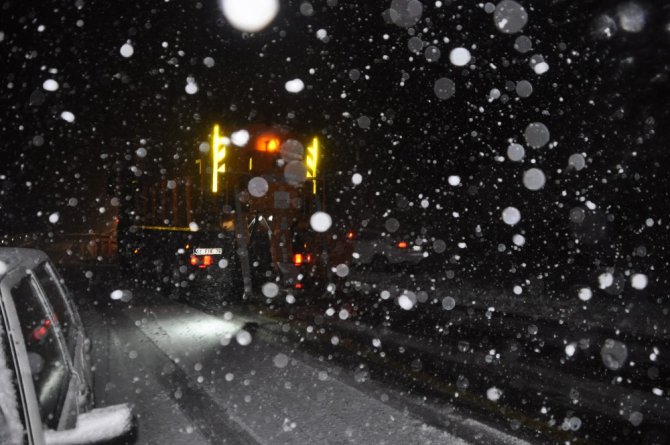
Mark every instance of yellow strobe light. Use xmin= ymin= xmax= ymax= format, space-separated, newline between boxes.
xmin=305 ymin=137 xmax=319 ymax=194
xmin=211 ymin=124 xmax=226 ymax=193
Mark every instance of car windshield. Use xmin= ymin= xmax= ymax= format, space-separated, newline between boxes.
xmin=1 ymin=1 xmax=669 ymax=444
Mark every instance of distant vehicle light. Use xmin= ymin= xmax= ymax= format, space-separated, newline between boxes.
xmin=293 ymin=253 xmax=312 ymax=266
xmin=295 ymin=282 xmax=303 ymax=289
xmin=397 ymin=241 xmax=408 ymax=249
xmin=346 ymin=231 xmax=355 ymax=240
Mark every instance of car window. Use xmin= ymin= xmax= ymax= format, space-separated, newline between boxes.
xmin=33 ymin=262 xmax=77 ymax=357
xmin=11 ymin=276 xmax=70 ymax=431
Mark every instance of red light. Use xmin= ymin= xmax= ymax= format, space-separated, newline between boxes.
xmin=346 ymin=231 xmax=355 ymax=240
xmin=295 ymin=283 xmax=303 ymax=289
xmin=294 ymin=253 xmax=303 ymax=266
xmin=197 ymin=255 xmax=213 ymax=269
xmin=255 ymin=134 xmax=281 ymax=153
xmin=190 ymin=255 xmax=198 ymax=266
xmin=397 ymin=241 xmax=408 ymax=249
xmin=33 ymin=326 xmax=48 ymax=341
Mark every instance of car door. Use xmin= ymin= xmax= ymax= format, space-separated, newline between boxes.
xmin=3 ymin=272 xmax=80 ymax=432
xmin=32 ymin=261 xmax=92 ymax=411
xmin=0 ymin=309 xmax=38 ymax=445
xmin=0 ymin=273 xmax=48 ymax=445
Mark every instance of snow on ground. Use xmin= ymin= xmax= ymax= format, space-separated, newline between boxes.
xmin=82 ymin=307 xmax=210 ymax=445
xmin=125 ymin=303 xmax=471 ymax=445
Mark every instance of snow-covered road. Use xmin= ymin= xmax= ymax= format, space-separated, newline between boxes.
xmin=82 ymin=296 xmax=530 ymax=445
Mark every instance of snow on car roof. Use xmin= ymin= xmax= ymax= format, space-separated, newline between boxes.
xmin=0 ymin=248 xmax=48 ymax=279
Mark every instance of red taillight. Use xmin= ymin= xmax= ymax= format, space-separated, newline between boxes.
xmin=346 ymin=231 xmax=355 ymax=240
xmin=397 ymin=241 xmax=408 ymax=249
xmin=33 ymin=325 xmax=48 ymax=341
xmin=295 ymin=282 xmax=303 ymax=289
xmin=197 ymin=255 xmax=213 ymax=269
xmin=191 ymin=255 xmax=213 ymax=268
xmin=294 ymin=253 xmax=303 ymax=266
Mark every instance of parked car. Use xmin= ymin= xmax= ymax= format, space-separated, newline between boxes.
xmin=345 ymin=228 xmax=425 ymax=271
xmin=0 ymin=247 xmax=134 ymax=445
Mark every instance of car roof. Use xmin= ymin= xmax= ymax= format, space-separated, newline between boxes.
xmin=0 ymin=248 xmax=48 ymax=279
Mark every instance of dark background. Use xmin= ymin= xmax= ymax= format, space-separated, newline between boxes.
xmin=1 ymin=0 xmax=669 ymax=294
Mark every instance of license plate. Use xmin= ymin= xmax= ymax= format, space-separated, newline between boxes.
xmin=194 ymin=248 xmax=223 ymax=255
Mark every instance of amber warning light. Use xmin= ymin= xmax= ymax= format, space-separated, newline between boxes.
xmin=293 ymin=253 xmax=312 ymax=266
xmin=293 ymin=253 xmax=303 ymax=266
xmin=255 ymin=134 xmax=281 ymax=153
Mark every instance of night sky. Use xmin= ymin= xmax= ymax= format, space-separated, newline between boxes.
xmin=1 ymin=0 xmax=669 ymax=291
